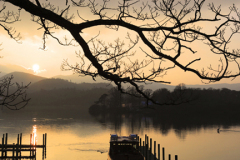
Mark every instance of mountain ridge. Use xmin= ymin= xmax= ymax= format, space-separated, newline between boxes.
xmin=0 ymin=71 xmax=46 ymax=85
xmin=1 ymin=71 xmax=240 ymax=91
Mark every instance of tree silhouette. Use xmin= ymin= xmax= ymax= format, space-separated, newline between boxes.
xmin=0 ymin=7 xmax=30 ymax=110
xmin=2 ymin=0 xmax=240 ymax=104
xmin=0 ymin=75 xmax=30 ymax=110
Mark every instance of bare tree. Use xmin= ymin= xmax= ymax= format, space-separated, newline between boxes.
xmin=0 ymin=75 xmax=30 ymax=110
xmin=2 ymin=0 xmax=240 ymax=105
xmin=0 ymin=4 xmax=30 ymax=110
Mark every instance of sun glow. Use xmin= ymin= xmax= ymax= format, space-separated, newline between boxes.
xmin=32 ymin=64 xmax=40 ymax=73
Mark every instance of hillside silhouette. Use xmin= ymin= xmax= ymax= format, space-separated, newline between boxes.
xmin=29 ymin=78 xmax=113 ymax=92
xmin=0 ymin=71 xmax=46 ymax=85
xmin=0 ymin=64 xmax=33 ymax=74
xmin=53 ymin=74 xmax=106 ymax=83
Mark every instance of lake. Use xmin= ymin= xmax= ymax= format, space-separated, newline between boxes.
xmin=0 ymin=106 xmax=240 ymax=160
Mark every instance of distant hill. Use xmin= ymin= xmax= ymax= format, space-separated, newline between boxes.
xmin=134 ymin=82 xmax=175 ymax=91
xmin=0 ymin=64 xmax=33 ymax=74
xmin=0 ymin=71 xmax=7 ymax=77
xmin=186 ymin=83 xmax=240 ymax=91
xmin=29 ymin=78 xmax=76 ymax=92
xmin=1 ymin=71 xmax=240 ymax=92
xmin=53 ymin=75 xmax=240 ymax=91
xmin=29 ymin=78 xmax=113 ymax=92
xmin=53 ymin=74 xmax=107 ymax=83
xmin=0 ymin=72 xmax=46 ymax=85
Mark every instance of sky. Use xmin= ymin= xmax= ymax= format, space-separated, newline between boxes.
xmin=1 ymin=0 xmax=240 ymax=85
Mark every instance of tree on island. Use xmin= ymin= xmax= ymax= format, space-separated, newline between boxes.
xmin=1 ymin=0 xmax=240 ymax=105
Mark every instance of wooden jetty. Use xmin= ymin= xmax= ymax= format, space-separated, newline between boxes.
xmin=138 ymin=134 xmax=178 ymax=160
xmin=0 ymin=133 xmax=47 ymax=159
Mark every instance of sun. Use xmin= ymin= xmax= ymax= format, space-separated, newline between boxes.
xmin=32 ymin=64 xmax=40 ymax=73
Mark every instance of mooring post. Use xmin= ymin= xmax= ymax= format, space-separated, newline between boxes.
xmin=2 ymin=134 xmax=5 ymax=157
xmin=45 ymin=133 xmax=47 ymax=148
xmin=17 ymin=134 xmax=19 ymax=158
xmin=158 ymin=144 xmax=160 ymax=160
xmin=145 ymin=134 xmax=147 ymax=146
xmin=20 ymin=133 xmax=22 ymax=145
xmin=20 ymin=133 xmax=22 ymax=157
xmin=144 ymin=134 xmax=147 ymax=158
xmin=169 ymin=154 xmax=171 ymax=160
xmin=146 ymin=142 xmax=148 ymax=160
xmin=5 ymin=133 xmax=7 ymax=157
xmin=150 ymin=138 xmax=152 ymax=160
xmin=5 ymin=133 xmax=8 ymax=146
xmin=45 ymin=133 xmax=47 ymax=159
xmin=154 ymin=141 xmax=156 ymax=160
xmin=16 ymin=143 xmax=19 ymax=159
xmin=175 ymin=155 xmax=178 ymax=160
xmin=30 ymin=134 xmax=32 ymax=157
xmin=162 ymin=148 xmax=165 ymax=160
xmin=147 ymin=136 xmax=149 ymax=150
xmin=140 ymin=138 xmax=142 ymax=150
xmin=12 ymin=143 xmax=15 ymax=158
xmin=141 ymin=141 xmax=143 ymax=156
xmin=1 ymin=136 xmax=4 ymax=157
xmin=42 ymin=144 xmax=44 ymax=160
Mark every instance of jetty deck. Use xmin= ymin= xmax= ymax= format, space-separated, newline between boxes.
xmin=138 ymin=134 xmax=178 ymax=160
xmin=0 ymin=133 xmax=47 ymax=159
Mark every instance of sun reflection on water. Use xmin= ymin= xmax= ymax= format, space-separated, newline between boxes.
xmin=32 ymin=125 xmax=37 ymax=145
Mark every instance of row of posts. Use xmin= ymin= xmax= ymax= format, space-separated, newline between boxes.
xmin=138 ymin=134 xmax=178 ymax=160
xmin=1 ymin=133 xmax=47 ymax=159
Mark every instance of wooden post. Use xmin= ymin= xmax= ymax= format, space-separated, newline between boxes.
xmin=146 ymin=136 xmax=148 ymax=160
xmin=5 ymin=133 xmax=8 ymax=146
xmin=45 ymin=133 xmax=47 ymax=148
xmin=154 ymin=141 xmax=156 ymax=160
xmin=5 ymin=133 xmax=7 ymax=157
xmin=162 ymin=148 xmax=165 ymax=160
xmin=175 ymin=155 xmax=178 ymax=160
xmin=1 ymin=137 xmax=4 ymax=157
xmin=12 ymin=143 xmax=15 ymax=158
xmin=140 ymin=138 xmax=142 ymax=147
xmin=2 ymin=134 xmax=5 ymax=157
xmin=150 ymin=138 xmax=152 ymax=160
xmin=30 ymin=134 xmax=32 ymax=157
xmin=45 ymin=133 xmax=47 ymax=159
xmin=42 ymin=143 xmax=44 ymax=160
xmin=147 ymin=136 xmax=149 ymax=150
xmin=169 ymin=154 xmax=171 ymax=160
xmin=43 ymin=134 xmax=45 ymax=146
xmin=16 ymin=143 xmax=19 ymax=159
xmin=145 ymin=134 xmax=147 ymax=147
xmin=20 ymin=133 xmax=22 ymax=145
xmin=142 ymin=141 xmax=145 ymax=156
xmin=158 ymin=144 xmax=160 ymax=160
xmin=20 ymin=133 xmax=22 ymax=157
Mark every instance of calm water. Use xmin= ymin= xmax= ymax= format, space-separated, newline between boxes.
xmin=1 ymin=109 xmax=240 ymax=160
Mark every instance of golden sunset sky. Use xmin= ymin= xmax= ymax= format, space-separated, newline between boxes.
xmin=1 ymin=0 xmax=240 ymax=85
